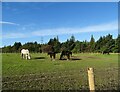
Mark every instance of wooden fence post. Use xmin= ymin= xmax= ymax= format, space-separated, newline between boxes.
xmin=87 ymin=67 xmax=95 ymax=92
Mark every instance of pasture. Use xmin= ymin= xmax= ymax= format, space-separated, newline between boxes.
xmin=2 ymin=53 xmax=119 ymax=90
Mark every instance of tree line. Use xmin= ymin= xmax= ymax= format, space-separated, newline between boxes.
xmin=1 ymin=34 xmax=120 ymax=53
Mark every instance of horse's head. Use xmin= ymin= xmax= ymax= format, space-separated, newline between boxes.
xmin=25 ymin=54 xmax=31 ymax=60
xmin=28 ymin=55 xmax=31 ymax=59
xmin=48 ymin=52 xmax=50 ymax=55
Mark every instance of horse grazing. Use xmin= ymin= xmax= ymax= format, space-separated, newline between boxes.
xmin=60 ymin=51 xmax=72 ymax=60
xmin=21 ymin=49 xmax=31 ymax=60
xmin=102 ymin=50 xmax=110 ymax=55
xmin=48 ymin=51 xmax=56 ymax=61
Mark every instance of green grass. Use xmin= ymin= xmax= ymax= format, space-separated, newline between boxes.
xmin=2 ymin=53 xmax=119 ymax=90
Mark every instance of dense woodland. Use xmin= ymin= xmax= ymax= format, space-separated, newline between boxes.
xmin=1 ymin=34 xmax=120 ymax=53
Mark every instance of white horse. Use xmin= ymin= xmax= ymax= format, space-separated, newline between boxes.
xmin=21 ymin=49 xmax=31 ymax=60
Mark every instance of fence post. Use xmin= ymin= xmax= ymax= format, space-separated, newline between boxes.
xmin=87 ymin=67 xmax=95 ymax=92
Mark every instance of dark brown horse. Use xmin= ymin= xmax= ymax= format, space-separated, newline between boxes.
xmin=60 ymin=51 xmax=72 ymax=60
xmin=48 ymin=51 xmax=56 ymax=61
xmin=102 ymin=50 xmax=110 ymax=55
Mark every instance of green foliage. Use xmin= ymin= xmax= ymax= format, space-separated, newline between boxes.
xmin=1 ymin=34 xmax=120 ymax=53
xmin=61 ymin=35 xmax=75 ymax=52
xmin=48 ymin=36 xmax=61 ymax=52
xmin=116 ymin=34 xmax=120 ymax=53
xmin=13 ymin=42 xmax=22 ymax=52
xmin=90 ymin=35 xmax=95 ymax=52
xmin=72 ymin=41 xmax=80 ymax=53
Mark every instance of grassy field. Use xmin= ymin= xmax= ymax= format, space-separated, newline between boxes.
xmin=2 ymin=53 xmax=119 ymax=90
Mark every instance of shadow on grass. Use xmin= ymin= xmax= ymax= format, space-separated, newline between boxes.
xmin=59 ymin=58 xmax=82 ymax=61
xmin=71 ymin=58 xmax=82 ymax=60
xmin=33 ymin=57 xmax=46 ymax=60
xmin=59 ymin=58 xmax=67 ymax=60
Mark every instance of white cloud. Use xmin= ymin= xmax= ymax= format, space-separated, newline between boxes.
xmin=2 ymin=20 xmax=118 ymax=39
xmin=0 ymin=21 xmax=19 ymax=25
xmin=3 ymin=33 xmax=26 ymax=39
xmin=32 ymin=20 xmax=118 ymax=36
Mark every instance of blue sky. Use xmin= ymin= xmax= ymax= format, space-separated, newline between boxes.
xmin=2 ymin=2 xmax=118 ymax=46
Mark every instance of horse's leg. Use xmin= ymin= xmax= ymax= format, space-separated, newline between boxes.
xmin=28 ymin=54 xmax=31 ymax=59
xmin=21 ymin=53 xmax=23 ymax=59
xmin=67 ymin=55 xmax=69 ymax=61
xmin=67 ymin=54 xmax=70 ymax=60
xmin=68 ymin=54 xmax=70 ymax=60
xmin=25 ymin=55 xmax=27 ymax=60
xmin=69 ymin=52 xmax=72 ymax=57
xmin=53 ymin=54 xmax=55 ymax=61
xmin=26 ymin=54 xmax=28 ymax=60
xmin=27 ymin=54 xmax=30 ymax=59
xmin=50 ymin=55 xmax=52 ymax=61
xmin=60 ymin=54 xmax=63 ymax=60
xmin=23 ymin=54 xmax=25 ymax=59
